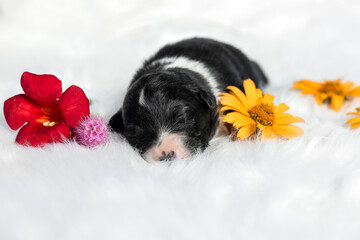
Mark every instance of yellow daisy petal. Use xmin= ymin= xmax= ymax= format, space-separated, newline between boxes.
xmin=223 ymin=112 xmax=254 ymax=127
xmin=220 ymin=106 xmax=240 ymax=113
xmin=346 ymin=117 xmax=360 ymax=124
xmin=256 ymin=89 xmax=263 ymax=102
xmin=342 ymin=81 xmax=354 ymax=91
xmin=263 ymin=93 xmax=275 ymax=105
xmin=261 ymin=127 xmax=278 ymax=140
xmin=347 ymin=112 xmax=360 ymax=116
xmin=315 ymin=93 xmax=328 ymax=105
xmin=243 ymin=78 xmax=259 ymax=107
xmin=275 ymin=113 xmax=305 ymax=125
xmin=348 ymin=86 xmax=360 ymax=96
xmin=295 ymin=86 xmax=320 ymax=95
xmin=350 ymin=122 xmax=360 ymax=129
xmin=236 ymin=124 xmax=256 ymax=140
xmin=315 ymin=94 xmax=323 ymax=105
xmin=220 ymin=93 xmax=249 ymax=116
xmin=226 ymin=86 xmax=250 ymax=108
xmin=293 ymin=80 xmax=322 ymax=93
xmin=274 ymin=103 xmax=289 ymax=114
xmin=273 ymin=125 xmax=304 ymax=139
xmin=347 ymin=115 xmax=360 ymax=128
xmin=330 ymin=94 xmax=344 ymax=111
xmin=295 ymin=79 xmax=323 ymax=87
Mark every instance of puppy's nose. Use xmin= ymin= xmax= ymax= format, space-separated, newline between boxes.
xmin=143 ymin=133 xmax=189 ymax=162
xmin=159 ymin=150 xmax=176 ymax=161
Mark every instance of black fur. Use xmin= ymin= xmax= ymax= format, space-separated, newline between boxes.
xmin=109 ymin=37 xmax=267 ymax=157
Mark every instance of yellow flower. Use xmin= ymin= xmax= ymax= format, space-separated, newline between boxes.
xmin=293 ymin=78 xmax=360 ymax=111
xmin=220 ymin=79 xmax=305 ymax=140
xmin=346 ymin=108 xmax=360 ymax=129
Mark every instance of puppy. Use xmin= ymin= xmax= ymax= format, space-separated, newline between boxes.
xmin=109 ymin=37 xmax=267 ymax=162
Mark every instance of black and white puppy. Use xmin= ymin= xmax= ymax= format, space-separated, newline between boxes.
xmin=109 ymin=37 xmax=267 ymax=162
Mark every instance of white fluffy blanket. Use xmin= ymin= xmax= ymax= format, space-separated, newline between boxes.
xmin=1 ymin=0 xmax=360 ymax=239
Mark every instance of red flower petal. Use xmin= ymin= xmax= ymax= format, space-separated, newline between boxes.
xmin=3 ymin=94 xmax=45 ymax=130
xmin=59 ymin=85 xmax=90 ymax=127
xmin=21 ymin=72 xmax=62 ymax=106
xmin=15 ymin=122 xmax=71 ymax=147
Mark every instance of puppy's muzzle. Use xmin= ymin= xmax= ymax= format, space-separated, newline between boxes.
xmin=143 ymin=133 xmax=189 ymax=162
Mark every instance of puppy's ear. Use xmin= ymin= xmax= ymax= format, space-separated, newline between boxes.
xmin=109 ymin=108 xmax=124 ymax=134
xmin=198 ymin=89 xmax=217 ymax=109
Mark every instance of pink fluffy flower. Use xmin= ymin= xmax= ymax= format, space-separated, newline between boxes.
xmin=75 ymin=116 xmax=109 ymax=148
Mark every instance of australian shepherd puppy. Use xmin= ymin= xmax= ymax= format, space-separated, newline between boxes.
xmin=109 ymin=37 xmax=267 ymax=162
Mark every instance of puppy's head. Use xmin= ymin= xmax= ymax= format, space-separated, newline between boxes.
xmin=109 ymin=70 xmax=218 ymax=162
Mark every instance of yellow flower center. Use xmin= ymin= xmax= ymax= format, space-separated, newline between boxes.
xmin=319 ymin=81 xmax=343 ymax=95
xmin=248 ymin=103 xmax=274 ymax=126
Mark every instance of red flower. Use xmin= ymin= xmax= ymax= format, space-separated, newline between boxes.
xmin=3 ymin=72 xmax=90 ymax=147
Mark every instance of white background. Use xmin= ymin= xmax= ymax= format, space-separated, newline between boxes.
xmin=1 ymin=0 xmax=360 ymax=239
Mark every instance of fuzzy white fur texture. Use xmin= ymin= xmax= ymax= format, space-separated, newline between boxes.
xmin=1 ymin=0 xmax=360 ymax=239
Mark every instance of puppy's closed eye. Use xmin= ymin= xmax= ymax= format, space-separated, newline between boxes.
xmin=124 ymin=125 xmax=144 ymax=138
xmin=174 ymin=113 xmax=186 ymax=124
xmin=173 ymin=106 xmax=190 ymax=123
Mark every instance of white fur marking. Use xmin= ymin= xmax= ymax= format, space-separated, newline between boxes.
xmin=152 ymin=56 xmax=221 ymax=100
xmin=138 ymin=88 xmax=146 ymax=106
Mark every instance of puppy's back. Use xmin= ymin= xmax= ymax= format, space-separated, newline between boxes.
xmin=134 ymin=37 xmax=267 ymax=92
